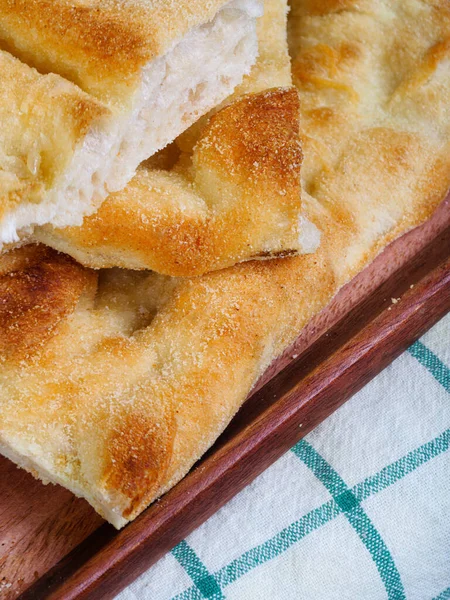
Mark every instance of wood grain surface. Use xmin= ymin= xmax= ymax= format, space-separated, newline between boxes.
xmin=0 ymin=198 xmax=448 ymax=600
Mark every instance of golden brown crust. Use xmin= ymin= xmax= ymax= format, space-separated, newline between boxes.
xmin=290 ymin=0 xmax=450 ymax=282
xmin=0 ymin=245 xmax=96 ymax=362
xmin=295 ymin=0 xmax=358 ymax=16
xmin=0 ymin=0 xmax=263 ymax=245
xmin=103 ymin=410 xmax=176 ymax=518
xmin=0 ymin=246 xmax=335 ymax=526
xmin=0 ymin=0 xmax=231 ymax=104
xmin=37 ymin=87 xmax=303 ymax=276
xmin=1 ymin=0 xmax=450 ymax=528
xmin=34 ymin=2 xmax=304 ymax=276
xmin=196 ymin=86 xmax=301 ymax=188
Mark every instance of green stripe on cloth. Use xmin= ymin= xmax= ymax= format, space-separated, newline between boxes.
xmin=172 ymin=338 xmax=450 ymax=600
xmin=173 ymin=586 xmax=203 ymax=600
xmin=215 ymin=500 xmax=340 ymax=588
xmin=408 ymin=341 xmax=450 ymax=392
xmin=353 ymin=429 xmax=450 ymax=501
xmin=433 ymin=587 xmax=450 ymax=600
xmin=293 ymin=440 xmax=405 ymax=600
xmin=174 ymin=501 xmax=341 ymax=600
xmin=172 ymin=428 xmax=450 ymax=600
xmin=172 ymin=541 xmax=224 ymax=599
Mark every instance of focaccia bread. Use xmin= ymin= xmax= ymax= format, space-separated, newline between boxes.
xmin=289 ymin=0 xmax=450 ymax=284
xmin=0 ymin=0 xmax=262 ymax=245
xmin=0 ymin=50 xmax=113 ymax=245
xmin=33 ymin=1 xmax=316 ymax=277
xmin=34 ymin=86 xmax=316 ymax=276
xmin=0 ymin=0 xmax=263 ymax=189
xmin=1 ymin=0 xmax=449 ymax=528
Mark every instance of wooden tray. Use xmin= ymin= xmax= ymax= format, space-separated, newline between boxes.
xmin=1 ymin=197 xmax=450 ymax=600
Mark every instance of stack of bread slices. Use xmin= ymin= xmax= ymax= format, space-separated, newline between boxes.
xmin=0 ymin=0 xmax=449 ymax=528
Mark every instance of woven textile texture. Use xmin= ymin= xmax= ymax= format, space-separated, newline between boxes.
xmin=117 ymin=312 xmax=450 ymax=600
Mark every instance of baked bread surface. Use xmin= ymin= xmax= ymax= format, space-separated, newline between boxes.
xmin=0 ymin=0 xmax=234 ymax=105
xmin=0 ymin=49 xmax=111 ymax=244
xmin=0 ymin=0 xmax=264 ymax=245
xmin=33 ymin=0 xmax=309 ymax=276
xmin=1 ymin=0 xmax=450 ymax=527
xmin=34 ymin=86 xmax=306 ymax=276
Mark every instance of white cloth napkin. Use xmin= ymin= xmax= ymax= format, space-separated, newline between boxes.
xmin=117 ymin=312 xmax=450 ymax=600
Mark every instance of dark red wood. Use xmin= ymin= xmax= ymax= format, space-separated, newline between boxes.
xmin=18 ymin=215 xmax=450 ymax=600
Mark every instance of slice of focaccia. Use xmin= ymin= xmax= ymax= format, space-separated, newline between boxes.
xmin=0 ymin=0 xmax=262 ymax=246
xmin=1 ymin=0 xmax=450 ymax=529
xmin=288 ymin=0 xmax=450 ymax=283
xmin=33 ymin=0 xmax=318 ymax=276
xmin=34 ymin=87 xmax=315 ymax=276
xmin=0 ymin=50 xmax=113 ymax=245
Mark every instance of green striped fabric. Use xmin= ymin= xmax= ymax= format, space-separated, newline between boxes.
xmin=117 ymin=313 xmax=450 ymax=600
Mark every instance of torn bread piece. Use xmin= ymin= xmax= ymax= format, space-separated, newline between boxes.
xmin=34 ymin=2 xmax=319 ymax=276
xmin=34 ymin=87 xmax=317 ymax=276
xmin=2 ymin=0 xmax=450 ymax=529
xmin=0 ymin=0 xmax=263 ymax=195
xmin=0 ymin=50 xmax=114 ymax=246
